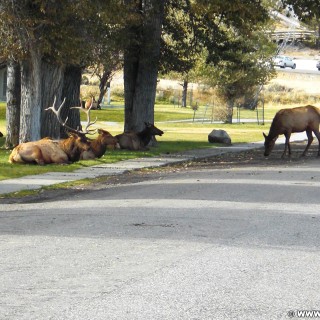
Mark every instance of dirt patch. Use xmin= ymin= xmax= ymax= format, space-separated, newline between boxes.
xmin=1 ymin=141 xmax=319 ymax=204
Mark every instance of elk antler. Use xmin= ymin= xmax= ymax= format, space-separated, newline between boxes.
xmin=45 ymin=96 xmax=97 ymax=135
xmin=71 ymin=97 xmax=97 ymax=134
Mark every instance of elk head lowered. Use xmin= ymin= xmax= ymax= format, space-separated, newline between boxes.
xmin=115 ymin=122 xmax=164 ymax=151
xmin=263 ymin=105 xmax=320 ymax=158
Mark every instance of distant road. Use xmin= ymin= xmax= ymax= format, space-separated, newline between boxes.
xmin=275 ymin=59 xmax=320 ymax=75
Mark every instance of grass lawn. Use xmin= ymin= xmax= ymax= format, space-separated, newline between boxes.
xmin=0 ymin=101 xmax=274 ymax=181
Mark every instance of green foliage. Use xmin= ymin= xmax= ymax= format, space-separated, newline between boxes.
xmin=160 ymin=0 xmax=277 ymax=120
xmin=192 ymin=0 xmax=271 ymax=62
xmin=0 ymin=0 xmax=126 ymax=65
xmin=281 ymin=0 xmax=320 ymax=22
xmin=198 ymin=25 xmax=276 ymax=116
xmin=161 ymin=0 xmax=275 ymax=81
xmin=160 ymin=1 xmax=200 ymax=75
xmin=281 ymin=0 xmax=320 ymax=46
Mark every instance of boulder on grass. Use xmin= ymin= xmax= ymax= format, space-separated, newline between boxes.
xmin=208 ymin=129 xmax=231 ymax=145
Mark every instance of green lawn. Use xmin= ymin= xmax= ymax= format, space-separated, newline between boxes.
xmin=0 ymin=101 xmax=273 ymax=181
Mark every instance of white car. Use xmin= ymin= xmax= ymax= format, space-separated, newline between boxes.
xmin=273 ymin=55 xmax=296 ymax=69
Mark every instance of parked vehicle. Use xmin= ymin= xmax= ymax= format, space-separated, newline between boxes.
xmin=316 ymin=61 xmax=320 ymax=71
xmin=273 ymin=55 xmax=296 ymax=69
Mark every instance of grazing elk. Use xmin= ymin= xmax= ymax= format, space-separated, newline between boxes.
xmin=116 ymin=122 xmax=164 ymax=151
xmin=263 ymin=105 xmax=320 ymax=158
xmin=9 ymin=97 xmax=93 ymax=165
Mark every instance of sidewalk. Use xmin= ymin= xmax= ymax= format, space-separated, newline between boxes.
xmin=0 ymin=133 xmax=308 ymax=196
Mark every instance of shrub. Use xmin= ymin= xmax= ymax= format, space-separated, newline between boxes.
xmin=266 ymin=83 xmax=293 ymax=93
xmin=81 ymin=75 xmax=89 ymax=85
xmin=80 ymin=85 xmax=100 ymax=100
xmin=111 ymin=86 xmax=125 ymax=100
xmin=156 ymin=88 xmax=176 ymax=104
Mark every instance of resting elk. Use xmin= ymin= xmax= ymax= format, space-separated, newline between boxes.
xmin=116 ymin=122 xmax=164 ymax=151
xmin=71 ymin=100 xmax=119 ymax=160
xmin=82 ymin=96 xmax=100 ymax=110
xmin=78 ymin=129 xmax=118 ymax=160
xmin=9 ymin=97 xmax=92 ymax=165
xmin=263 ymin=105 xmax=320 ymax=158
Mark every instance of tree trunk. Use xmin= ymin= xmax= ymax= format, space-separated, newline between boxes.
xmin=124 ymin=0 xmax=165 ymax=132
xmin=181 ymin=78 xmax=188 ymax=108
xmin=97 ymin=69 xmax=112 ymax=107
xmin=19 ymin=50 xmax=42 ymax=142
xmin=225 ymin=98 xmax=234 ymax=124
xmin=5 ymin=61 xmax=21 ymax=148
xmin=60 ymin=65 xmax=82 ymax=138
xmin=41 ymin=61 xmax=65 ymax=139
xmin=317 ymin=21 xmax=320 ymax=49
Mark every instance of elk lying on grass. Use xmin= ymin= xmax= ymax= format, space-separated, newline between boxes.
xmin=80 ymin=129 xmax=119 ymax=160
xmin=263 ymin=105 xmax=320 ymax=158
xmin=71 ymin=100 xmax=119 ymax=159
xmin=116 ymin=122 xmax=164 ymax=151
xmin=9 ymin=97 xmax=93 ymax=165
xmin=82 ymin=97 xmax=100 ymax=110
xmin=9 ymin=134 xmax=90 ymax=165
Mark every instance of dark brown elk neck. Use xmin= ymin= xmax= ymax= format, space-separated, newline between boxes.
xmin=58 ymin=137 xmax=79 ymax=161
xmin=137 ymin=128 xmax=153 ymax=146
xmin=58 ymin=135 xmax=88 ymax=162
xmin=90 ymin=136 xmax=107 ymax=158
xmin=268 ymin=120 xmax=282 ymax=140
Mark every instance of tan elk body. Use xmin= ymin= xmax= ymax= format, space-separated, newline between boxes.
xmin=9 ymin=135 xmax=89 ymax=165
xmin=263 ymin=105 xmax=320 ymax=158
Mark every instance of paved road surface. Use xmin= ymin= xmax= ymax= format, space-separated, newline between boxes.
xmin=1 ymin=157 xmax=320 ymax=319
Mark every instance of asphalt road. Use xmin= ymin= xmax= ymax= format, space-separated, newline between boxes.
xmin=1 ymin=153 xmax=320 ymax=319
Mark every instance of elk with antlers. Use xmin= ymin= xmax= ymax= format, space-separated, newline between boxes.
xmin=9 ymin=97 xmax=119 ymax=164
xmin=71 ymin=99 xmax=119 ymax=160
xmin=9 ymin=97 xmax=94 ymax=165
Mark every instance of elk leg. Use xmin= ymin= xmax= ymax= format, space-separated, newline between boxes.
xmin=302 ymin=129 xmax=314 ymax=157
xmin=282 ymin=133 xmax=291 ymax=158
xmin=313 ymin=129 xmax=320 ymax=156
xmin=22 ymin=146 xmax=45 ymax=165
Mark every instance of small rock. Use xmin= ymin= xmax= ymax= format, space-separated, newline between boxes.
xmin=208 ymin=129 xmax=231 ymax=145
